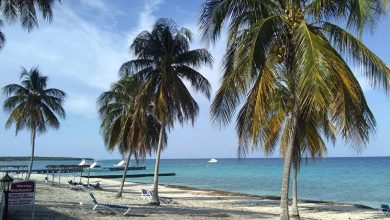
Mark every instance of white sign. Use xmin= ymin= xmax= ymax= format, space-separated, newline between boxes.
xmin=9 ymin=180 xmax=36 ymax=207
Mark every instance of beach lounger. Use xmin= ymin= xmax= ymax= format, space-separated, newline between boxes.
xmin=79 ymin=192 xmax=131 ymax=216
xmin=141 ymin=189 xmax=174 ymax=204
xmin=67 ymin=180 xmax=84 ymax=190
xmin=141 ymin=188 xmax=153 ymax=200
xmin=68 ymin=184 xmax=84 ymax=190
xmin=379 ymin=204 xmax=390 ymax=215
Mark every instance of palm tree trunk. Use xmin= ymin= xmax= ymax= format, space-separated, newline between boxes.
xmin=150 ymin=122 xmax=165 ymax=205
xmin=292 ymin=161 xmax=300 ymax=219
xmin=26 ymin=128 xmax=36 ymax=180
xmin=280 ymin=108 xmax=299 ymax=220
xmin=116 ymin=150 xmax=132 ymax=198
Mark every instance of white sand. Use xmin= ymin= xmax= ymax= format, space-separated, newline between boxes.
xmin=7 ymin=173 xmax=382 ymax=219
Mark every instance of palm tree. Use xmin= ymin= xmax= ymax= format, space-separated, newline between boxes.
xmin=199 ymin=1 xmax=390 ymax=219
xmin=0 ymin=0 xmax=60 ymax=49
xmin=120 ymin=18 xmax=213 ymax=205
xmin=2 ymin=67 xmax=66 ymax=179
xmin=98 ymin=76 xmax=165 ymax=198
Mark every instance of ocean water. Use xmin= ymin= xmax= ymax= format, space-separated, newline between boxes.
xmin=1 ymin=157 xmax=389 ymax=208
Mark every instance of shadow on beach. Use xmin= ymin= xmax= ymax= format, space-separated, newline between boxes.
xmin=9 ymin=204 xmax=79 ymax=220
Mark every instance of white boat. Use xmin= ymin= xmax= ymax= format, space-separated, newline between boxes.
xmin=208 ymin=158 xmax=218 ymax=163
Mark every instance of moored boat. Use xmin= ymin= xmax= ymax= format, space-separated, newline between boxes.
xmin=208 ymin=158 xmax=218 ymax=163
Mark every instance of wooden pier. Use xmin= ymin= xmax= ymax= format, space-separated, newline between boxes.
xmin=82 ymin=173 xmax=176 ymax=179
xmin=106 ymin=166 xmax=146 ymax=171
xmin=0 ymin=165 xmax=83 ymax=174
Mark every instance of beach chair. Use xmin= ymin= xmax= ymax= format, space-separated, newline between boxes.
xmin=141 ymin=188 xmax=153 ymax=200
xmin=85 ymin=182 xmax=102 ymax=190
xmin=67 ymin=180 xmax=84 ymax=190
xmin=79 ymin=192 xmax=131 ymax=216
xmin=68 ymin=184 xmax=84 ymax=190
xmin=379 ymin=204 xmax=390 ymax=215
xmin=141 ymin=189 xmax=173 ymax=204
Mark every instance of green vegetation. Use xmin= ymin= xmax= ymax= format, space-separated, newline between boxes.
xmin=2 ymin=68 xmax=66 ymax=179
xmin=199 ymin=0 xmax=390 ymax=219
xmin=119 ymin=18 xmax=213 ymax=205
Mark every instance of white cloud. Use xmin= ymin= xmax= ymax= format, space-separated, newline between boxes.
xmin=80 ymin=0 xmax=107 ymax=11
xmin=126 ymin=0 xmax=164 ymax=44
xmin=65 ymin=95 xmax=97 ymax=119
xmin=139 ymin=0 xmax=164 ymax=30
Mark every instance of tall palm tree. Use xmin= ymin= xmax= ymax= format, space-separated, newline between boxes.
xmin=120 ymin=18 xmax=213 ymax=205
xmin=199 ymin=1 xmax=390 ymax=219
xmin=98 ymin=76 xmax=166 ymax=198
xmin=0 ymin=0 xmax=60 ymax=49
xmin=2 ymin=67 xmax=66 ymax=179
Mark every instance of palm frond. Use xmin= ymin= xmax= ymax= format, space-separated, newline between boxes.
xmin=323 ymin=22 xmax=390 ymax=93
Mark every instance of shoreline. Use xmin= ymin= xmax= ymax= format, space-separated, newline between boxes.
xmin=127 ymin=180 xmax=376 ymax=210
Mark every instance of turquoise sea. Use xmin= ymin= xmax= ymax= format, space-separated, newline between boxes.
xmin=1 ymin=157 xmax=389 ymax=208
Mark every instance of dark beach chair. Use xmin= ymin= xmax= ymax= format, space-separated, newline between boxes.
xmin=380 ymin=204 xmax=390 ymax=215
xmin=79 ymin=192 xmax=131 ymax=216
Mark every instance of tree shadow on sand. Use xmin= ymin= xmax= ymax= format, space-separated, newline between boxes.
xmin=9 ymin=204 xmax=79 ymax=220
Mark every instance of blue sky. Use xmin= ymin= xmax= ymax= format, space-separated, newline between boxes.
xmin=0 ymin=0 xmax=389 ymax=160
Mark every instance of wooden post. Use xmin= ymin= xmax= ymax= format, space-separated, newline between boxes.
xmin=79 ymin=169 xmax=83 ymax=184
xmin=58 ymin=168 xmax=62 ymax=185
xmin=51 ymin=171 xmax=55 ymax=185
xmin=87 ymin=167 xmax=90 ymax=185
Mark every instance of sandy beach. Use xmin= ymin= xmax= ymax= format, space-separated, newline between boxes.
xmin=5 ymin=173 xmax=382 ymax=220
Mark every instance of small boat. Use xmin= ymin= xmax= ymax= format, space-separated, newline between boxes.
xmin=208 ymin=158 xmax=218 ymax=163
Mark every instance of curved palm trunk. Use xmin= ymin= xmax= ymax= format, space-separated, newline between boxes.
xmin=292 ymin=161 xmax=300 ymax=219
xmin=26 ymin=128 xmax=36 ymax=180
xmin=116 ymin=150 xmax=132 ymax=198
xmin=280 ymin=108 xmax=299 ymax=220
xmin=150 ymin=122 xmax=165 ymax=205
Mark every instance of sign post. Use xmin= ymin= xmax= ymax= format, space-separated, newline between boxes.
xmin=9 ymin=180 xmax=36 ymax=219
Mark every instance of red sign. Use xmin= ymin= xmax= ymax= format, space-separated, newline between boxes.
xmin=11 ymin=180 xmax=35 ymax=193
xmin=9 ymin=180 xmax=36 ymax=207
